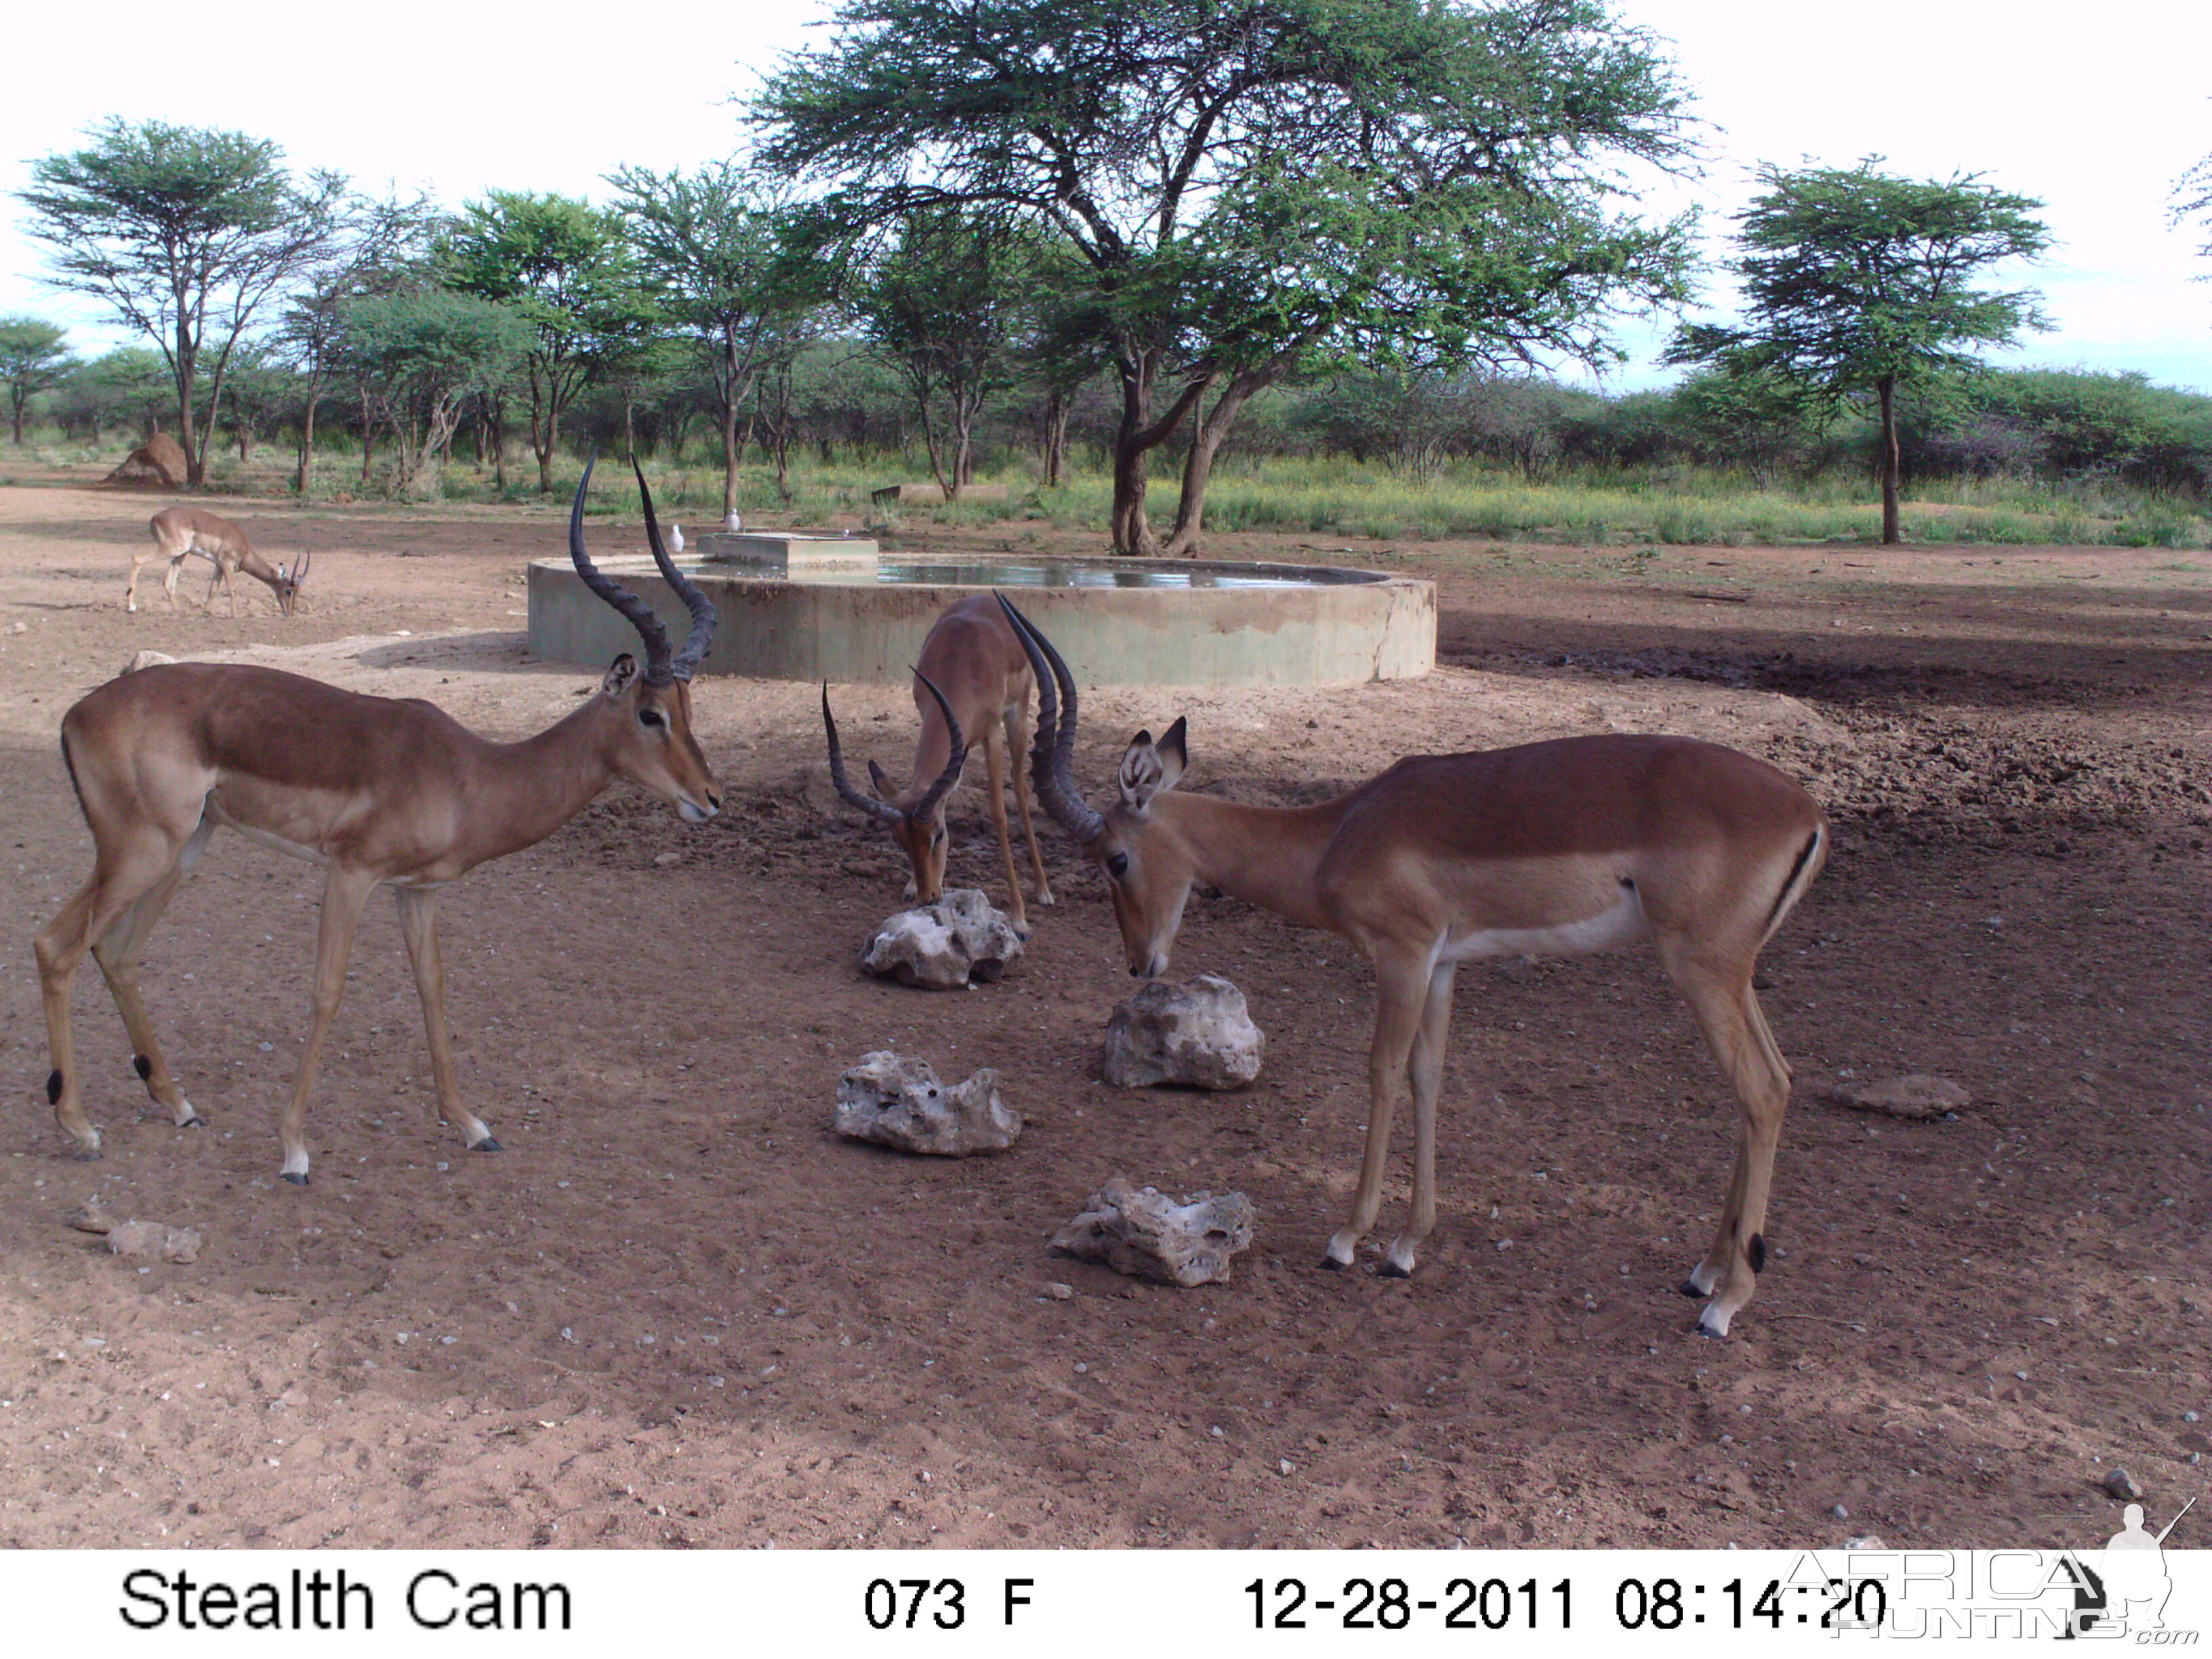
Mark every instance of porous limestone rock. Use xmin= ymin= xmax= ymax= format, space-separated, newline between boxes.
xmin=860 ymin=888 xmax=1025 ymax=990
xmin=1832 ymin=1073 xmax=1970 ymax=1120
xmin=834 ymin=1051 xmax=1022 ymax=1155
xmin=1103 ymin=975 xmax=1264 ymax=1089
xmin=1050 ymin=1176 xmax=1255 ymax=1287
xmin=106 ymin=1221 xmax=203 ymax=1263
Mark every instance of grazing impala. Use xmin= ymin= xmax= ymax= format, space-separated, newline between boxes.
xmin=37 ymin=459 xmax=718 ymax=1185
xmin=130 ymin=506 xmax=308 ymax=617
xmin=997 ymin=594 xmax=1828 ymax=1338
xmin=821 ymin=593 xmax=1055 ymax=931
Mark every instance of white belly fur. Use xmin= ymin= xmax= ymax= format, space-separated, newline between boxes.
xmin=1438 ymin=884 xmax=1647 ymax=962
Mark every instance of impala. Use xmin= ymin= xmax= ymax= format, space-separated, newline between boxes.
xmin=997 ymin=594 xmax=1828 ymax=1338
xmin=37 ymin=459 xmax=718 ymax=1185
xmin=822 ymin=593 xmax=1055 ymax=931
xmin=130 ymin=506 xmax=309 ymax=617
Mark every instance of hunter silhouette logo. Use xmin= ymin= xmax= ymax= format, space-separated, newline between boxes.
xmin=2062 ymin=1496 xmax=2196 ymax=1638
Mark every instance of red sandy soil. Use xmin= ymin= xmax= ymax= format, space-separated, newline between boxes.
xmin=0 ymin=476 xmax=2205 ymax=1550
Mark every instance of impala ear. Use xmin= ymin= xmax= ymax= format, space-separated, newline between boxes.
xmin=1118 ymin=720 xmax=1187 ymax=811
xmin=867 ymin=759 xmax=893 ymax=799
xmin=601 ymin=653 xmax=639 ymax=697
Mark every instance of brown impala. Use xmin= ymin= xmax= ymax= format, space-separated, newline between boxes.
xmin=37 ymin=459 xmax=718 ymax=1185
xmin=997 ymin=594 xmax=1828 ymax=1338
xmin=131 ymin=506 xmax=309 ymax=617
xmin=821 ymin=594 xmax=1055 ymax=931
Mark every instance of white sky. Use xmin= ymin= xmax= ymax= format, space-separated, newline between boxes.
xmin=3 ymin=0 xmax=2208 ymax=394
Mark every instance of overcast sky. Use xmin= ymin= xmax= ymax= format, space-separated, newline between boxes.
xmin=3 ymin=0 xmax=2207 ymax=393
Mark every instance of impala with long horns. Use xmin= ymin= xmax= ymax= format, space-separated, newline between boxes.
xmin=37 ymin=459 xmax=718 ymax=1184
xmin=822 ymin=593 xmax=1054 ymax=931
xmin=130 ymin=506 xmax=309 ymax=617
xmin=997 ymin=594 xmax=1828 ymax=1338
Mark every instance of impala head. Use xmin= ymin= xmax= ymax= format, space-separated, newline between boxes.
xmin=996 ymin=593 xmax=1194 ymax=979
xmin=569 ymin=458 xmax=722 ymax=822
xmin=821 ymin=673 xmax=968 ymax=903
xmin=269 ymin=547 xmax=308 ymax=616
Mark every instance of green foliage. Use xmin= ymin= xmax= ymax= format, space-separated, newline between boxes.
xmin=441 ymin=190 xmax=655 ymax=489
xmin=755 ymin=0 xmax=1700 ymax=547
xmin=1668 ymin=159 xmax=2052 ymax=396
xmin=15 ymin=118 xmax=349 ymax=483
xmin=0 ymin=316 xmax=79 ymax=441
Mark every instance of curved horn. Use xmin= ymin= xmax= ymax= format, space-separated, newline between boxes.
xmin=291 ymin=546 xmax=310 ymax=588
xmin=907 ymin=668 xmax=968 ymax=823
xmin=569 ymin=454 xmax=672 ymax=676
xmin=994 ymin=592 xmax=1106 ymax=844
xmin=633 ymin=458 xmax=717 ymax=680
xmin=821 ymin=684 xmax=905 ymax=826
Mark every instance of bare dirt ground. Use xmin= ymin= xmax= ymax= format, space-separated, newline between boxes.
xmin=0 ymin=474 xmax=2205 ymax=1552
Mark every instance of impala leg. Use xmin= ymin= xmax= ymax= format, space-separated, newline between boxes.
xmin=1380 ymin=960 xmax=1459 ymax=1277
xmin=89 ymin=819 xmax=213 ymax=1128
xmin=162 ymin=558 xmax=185 ymax=613
xmin=1663 ymin=949 xmax=1794 ymax=1338
xmin=125 ymin=556 xmax=148 ymax=613
xmin=981 ymin=726 xmax=1027 ymax=934
xmin=35 ymin=828 xmax=187 ymax=1156
xmin=1324 ymin=948 xmax=1429 ymax=1270
xmin=394 ymin=887 xmax=498 ymax=1152
xmin=278 ymin=867 xmax=375 ymax=1185
xmin=1004 ymin=708 xmax=1054 ymax=908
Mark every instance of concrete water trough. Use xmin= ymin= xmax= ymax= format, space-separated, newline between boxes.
xmin=527 ymin=539 xmax=1435 ymax=687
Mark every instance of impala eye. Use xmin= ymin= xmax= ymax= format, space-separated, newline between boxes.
xmin=1106 ymin=851 xmax=1130 ymax=878
xmin=640 ymin=708 xmax=666 ymax=729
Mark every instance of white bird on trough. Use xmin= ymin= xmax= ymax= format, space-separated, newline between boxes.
xmin=724 ymin=511 xmax=743 ymax=533
xmin=669 ymin=523 xmax=684 ymax=553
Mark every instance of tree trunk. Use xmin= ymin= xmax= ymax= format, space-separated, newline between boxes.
xmin=9 ymin=394 xmax=23 ymax=444
xmin=1877 ymin=375 xmax=1902 ymax=545
xmin=1109 ymin=348 xmax=1212 ymax=556
xmin=1162 ymin=361 xmax=1288 ymax=557
xmin=359 ymin=386 xmax=376 ymax=489
xmin=295 ymin=377 xmax=324 ymax=496
xmin=1040 ymin=388 xmax=1069 ymax=489
xmin=720 ymin=395 xmax=741 ymax=521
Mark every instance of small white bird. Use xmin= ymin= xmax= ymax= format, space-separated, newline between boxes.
xmin=669 ymin=523 xmax=684 ymax=553
xmin=724 ymin=511 xmax=743 ymax=533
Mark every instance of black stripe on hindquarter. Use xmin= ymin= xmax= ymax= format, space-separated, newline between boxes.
xmin=1759 ymin=827 xmax=1824 ymax=939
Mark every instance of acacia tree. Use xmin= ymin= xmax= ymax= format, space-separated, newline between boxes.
xmin=606 ymin=163 xmax=804 ymax=517
xmin=277 ymin=192 xmax=436 ymax=494
xmin=0 ymin=317 xmax=79 ymax=443
xmin=756 ymin=0 xmax=1695 ymax=554
xmin=337 ymin=288 xmax=533 ymax=494
xmin=1666 ymin=159 xmax=2051 ymax=544
xmin=849 ymin=210 xmax=1039 ymax=499
xmin=16 ymin=119 xmax=347 ymax=487
xmin=442 ymin=192 xmax=649 ymax=492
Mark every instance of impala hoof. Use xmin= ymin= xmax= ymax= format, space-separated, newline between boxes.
xmin=1318 ymin=1254 xmax=1348 ymax=1271
xmin=281 ymin=1172 xmax=309 ymax=1187
xmin=180 ymin=1115 xmax=205 ymax=1130
xmin=1678 ymin=1277 xmax=1705 ymax=1298
xmin=1375 ymin=1260 xmax=1412 ymax=1279
xmin=472 ymin=1136 xmax=503 ymax=1153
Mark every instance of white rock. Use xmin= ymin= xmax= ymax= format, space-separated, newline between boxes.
xmin=105 ymin=1221 xmax=203 ymax=1263
xmin=834 ymin=1051 xmax=1022 ymax=1155
xmin=1832 ymin=1073 xmax=1970 ymax=1120
xmin=1103 ymin=975 xmax=1264 ymax=1090
xmin=861 ymin=888 xmax=1025 ymax=990
xmin=1050 ymin=1176 xmax=1256 ymax=1287
xmin=123 ymin=649 xmax=177 ymax=674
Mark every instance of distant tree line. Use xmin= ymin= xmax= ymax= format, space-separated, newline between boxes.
xmin=9 ymin=2 xmax=2209 ymax=546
